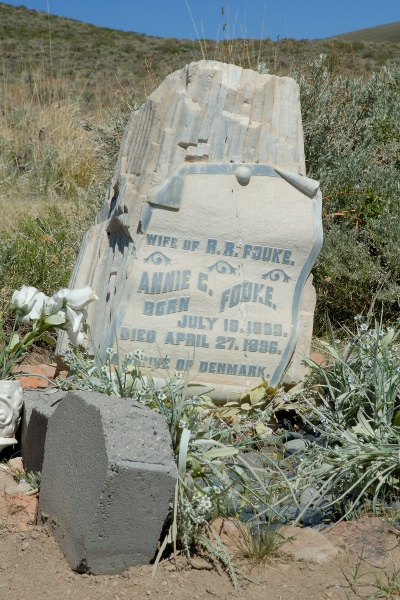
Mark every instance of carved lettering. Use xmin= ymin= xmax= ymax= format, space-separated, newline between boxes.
xmin=138 ymin=270 xmax=191 ymax=294
xmin=143 ymin=296 xmax=190 ymax=316
xmin=219 ymin=282 xmax=276 ymax=312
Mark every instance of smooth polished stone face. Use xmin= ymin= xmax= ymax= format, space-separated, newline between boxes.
xmin=64 ymin=60 xmax=323 ymax=398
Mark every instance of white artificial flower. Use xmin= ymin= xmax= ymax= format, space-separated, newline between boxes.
xmin=64 ymin=305 xmax=86 ymax=333
xmin=65 ymin=327 xmax=86 ymax=347
xmin=43 ymin=295 xmax=64 ymax=316
xmin=11 ymin=286 xmax=39 ymax=319
xmin=53 ymin=285 xmax=98 ymax=311
xmin=11 ymin=287 xmax=50 ymax=323
xmin=26 ymin=292 xmax=48 ymax=321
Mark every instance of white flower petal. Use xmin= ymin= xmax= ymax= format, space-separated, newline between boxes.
xmin=65 ymin=305 xmax=84 ymax=333
xmin=27 ymin=292 xmax=47 ymax=320
xmin=11 ymin=285 xmax=39 ymax=315
xmin=67 ymin=328 xmax=86 ymax=346
xmin=63 ymin=286 xmax=98 ymax=311
xmin=46 ymin=295 xmax=65 ymax=315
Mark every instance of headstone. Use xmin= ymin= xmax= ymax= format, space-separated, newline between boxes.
xmin=65 ymin=60 xmax=323 ymax=399
xmin=38 ymin=390 xmax=177 ymax=574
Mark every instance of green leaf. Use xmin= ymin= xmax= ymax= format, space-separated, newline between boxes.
xmin=380 ymin=328 xmax=395 ymax=348
xmin=353 ymin=410 xmax=375 ymax=439
xmin=189 ymin=456 xmax=202 ymax=475
xmin=178 ymin=428 xmax=191 ymax=479
xmin=220 ymin=408 xmax=240 ymax=418
xmin=240 ymin=403 xmax=252 ymax=411
xmin=45 ymin=313 xmax=66 ymax=326
xmin=249 ymin=387 xmax=265 ymax=405
xmin=319 ymin=340 xmax=341 ymax=360
xmin=203 ymin=446 xmax=239 ymax=459
xmin=41 ymin=335 xmax=56 ymax=347
xmin=255 ymin=421 xmax=273 ymax=437
xmin=8 ymin=333 xmax=20 ymax=351
xmin=393 ymin=412 xmax=400 ymax=427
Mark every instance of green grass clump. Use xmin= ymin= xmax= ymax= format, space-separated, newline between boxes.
xmin=233 ymin=524 xmax=290 ymax=564
xmin=0 ymin=207 xmax=79 ymax=306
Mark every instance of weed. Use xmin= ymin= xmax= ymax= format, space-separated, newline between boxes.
xmin=342 ymin=552 xmax=400 ymax=600
xmin=6 ymin=461 xmax=41 ymax=491
xmin=373 ymin=562 xmax=400 ymax=598
xmin=233 ymin=523 xmax=291 ymax=564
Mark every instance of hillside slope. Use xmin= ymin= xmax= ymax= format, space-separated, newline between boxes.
xmin=0 ymin=2 xmax=399 ymax=102
xmin=328 ymin=21 xmax=400 ymax=43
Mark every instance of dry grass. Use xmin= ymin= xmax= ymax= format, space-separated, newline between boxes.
xmin=0 ymin=1 xmax=399 ymax=100
xmin=0 ymin=70 xmax=110 ymax=227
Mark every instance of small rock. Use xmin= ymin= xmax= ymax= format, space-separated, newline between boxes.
xmin=21 ymin=542 xmax=30 ymax=551
xmin=281 ymin=431 xmax=304 ymax=442
xmin=312 ymin=523 xmax=330 ymax=531
xmin=8 ymin=458 xmax=23 ymax=470
xmin=300 ymin=486 xmax=320 ymax=508
xmin=13 ymin=363 xmax=57 ymax=389
xmin=5 ymin=482 xmax=34 ymax=496
xmin=190 ymin=557 xmax=212 ymax=570
xmin=210 ymin=518 xmax=247 ymax=553
xmin=283 ymin=439 xmax=307 ymax=456
xmin=304 ymin=434 xmax=319 ymax=443
xmin=300 ymin=507 xmax=323 ymax=526
xmin=279 ymin=526 xmax=339 ymax=564
xmin=0 ymin=494 xmax=38 ymax=531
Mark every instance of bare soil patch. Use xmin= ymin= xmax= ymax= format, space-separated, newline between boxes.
xmin=1 ymin=505 xmax=399 ymax=600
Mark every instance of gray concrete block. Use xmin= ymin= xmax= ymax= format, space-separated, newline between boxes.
xmin=38 ymin=390 xmax=177 ymax=574
xmin=20 ymin=390 xmax=67 ymax=473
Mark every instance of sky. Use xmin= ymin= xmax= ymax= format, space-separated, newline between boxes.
xmin=3 ymin=1 xmax=400 ymax=41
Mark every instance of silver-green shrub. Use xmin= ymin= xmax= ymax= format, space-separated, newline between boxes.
xmin=292 ymin=316 xmax=400 ymax=520
xmin=293 ymin=59 xmax=400 ymax=328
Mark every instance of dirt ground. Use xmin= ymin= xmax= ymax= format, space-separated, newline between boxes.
xmin=1 ymin=455 xmax=400 ymax=599
xmin=1 ymin=514 xmax=400 ymax=600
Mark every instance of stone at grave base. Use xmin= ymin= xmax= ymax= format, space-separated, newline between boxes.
xmin=0 ymin=493 xmax=38 ymax=531
xmin=210 ymin=518 xmax=248 ymax=555
xmin=323 ymin=516 xmax=400 ymax=568
xmin=38 ymin=390 xmax=177 ymax=575
xmin=20 ymin=390 xmax=66 ymax=473
xmin=13 ymin=363 xmax=57 ymax=389
xmin=0 ymin=464 xmax=38 ymax=531
xmin=279 ymin=525 xmax=339 ymax=564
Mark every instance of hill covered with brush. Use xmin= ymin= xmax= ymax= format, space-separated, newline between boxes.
xmin=1 ymin=2 xmax=399 ymax=102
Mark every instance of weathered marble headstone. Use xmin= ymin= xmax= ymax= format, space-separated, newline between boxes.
xmin=66 ymin=60 xmax=323 ymax=398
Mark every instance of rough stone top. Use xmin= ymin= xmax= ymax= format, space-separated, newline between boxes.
xmin=62 ymin=391 xmax=175 ymax=468
xmin=111 ymin=60 xmax=305 ymax=219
